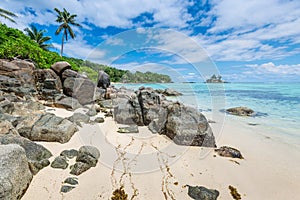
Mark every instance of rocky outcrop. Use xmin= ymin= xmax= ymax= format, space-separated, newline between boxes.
xmin=0 ymin=144 xmax=33 ymax=200
xmin=17 ymin=113 xmax=78 ymax=143
xmin=113 ymin=87 xmax=216 ymax=147
xmin=50 ymin=61 xmax=71 ymax=78
xmin=54 ymin=95 xmax=82 ymax=110
xmin=165 ymin=102 xmax=216 ymax=147
xmin=156 ymin=88 xmax=182 ymax=96
xmin=0 ymin=59 xmax=35 ymax=85
xmin=97 ymin=70 xmax=110 ymax=89
xmin=63 ymin=77 xmax=105 ymax=105
xmin=0 ymin=134 xmax=52 ymax=175
xmin=67 ymin=113 xmax=90 ymax=126
xmin=226 ymin=107 xmax=254 ymax=116
xmin=187 ymin=185 xmax=219 ymax=200
xmin=215 ymin=146 xmax=243 ymax=159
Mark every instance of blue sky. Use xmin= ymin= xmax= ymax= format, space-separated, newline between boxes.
xmin=1 ymin=0 xmax=300 ymax=82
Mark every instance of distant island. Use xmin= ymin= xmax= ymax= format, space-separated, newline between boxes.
xmin=206 ymin=74 xmax=228 ymax=83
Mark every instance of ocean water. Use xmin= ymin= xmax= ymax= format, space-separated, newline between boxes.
xmin=115 ymin=82 xmax=300 ymax=145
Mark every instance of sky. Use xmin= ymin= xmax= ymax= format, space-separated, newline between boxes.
xmin=1 ymin=0 xmax=300 ymax=82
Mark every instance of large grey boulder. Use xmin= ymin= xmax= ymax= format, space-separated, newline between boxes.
xmin=0 ymin=59 xmax=35 ymax=85
xmin=54 ymin=95 xmax=82 ymax=110
xmin=0 ymin=144 xmax=33 ymax=200
xmin=63 ymin=77 xmax=99 ymax=105
xmin=50 ymin=61 xmax=71 ymax=77
xmin=62 ymin=69 xmax=86 ymax=82
xmin=0 ymin=134 xmax=52 ymax=175
xmin=97 ymin=70 xmax=110 ymax=89
xmin=113 ymin=97 xmax=142 ymax=125
xmin=17 ymin=113 xmax=78 ymax=143
xmin=33 ymin=69 xmax=62 ymax=90
xmin=165 ymin=102 xmax=216 ymax=147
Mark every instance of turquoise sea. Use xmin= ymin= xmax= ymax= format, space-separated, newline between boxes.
xmin=115 ymin=82 xmax=300 ymax=146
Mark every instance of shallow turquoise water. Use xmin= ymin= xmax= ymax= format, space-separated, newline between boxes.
xmin=114 ymin=83 xmax=300 ymax=141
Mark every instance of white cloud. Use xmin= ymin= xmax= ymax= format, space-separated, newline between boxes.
xmin=0 ymin=0 xmax=192 ymax=29
xmin=245 ymin=62 xmax=300 ymax=76
xmin=52 ymin=35 xmax=106 ymax=62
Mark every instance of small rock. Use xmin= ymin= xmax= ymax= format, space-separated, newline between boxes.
xmin=226 ymin=107 xmax=254 ymax=116
xmin=51 ymin=156 xmax=69 ymax=169
xmin=76 ymin=146 xmax=100 ymax=167
xmin=70 ymin=162 xmax=91 ymax=176
xmin=67 ymin=113 xmax=90 ymax=127
xmin=229 ymin=185 xmax=242 ymax=200
xmin=94 ymin=117 xmax=104 ymax=123
xmin=187 ymin=185 xmax=220 ymax=200
xmin=60 ymin=149 xmax=78 ymax=159
xmin=215 ymin=146 xmax=243 ymax=159
xmin=61 ymin=185 xmax=75 ymax=193
xmin=86 ymin=107 xmax=97 ymax=116
xmin=64 ymin=177 xmax=78 ymax=185
xmin=117 ymin=125 xmax=139 ymax=133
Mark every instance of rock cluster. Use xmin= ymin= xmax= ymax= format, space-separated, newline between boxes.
xmin=110 ymin=87 xmax=216 ymax=147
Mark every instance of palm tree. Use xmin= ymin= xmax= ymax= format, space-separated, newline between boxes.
xmin=54 ymin=8 xmax=81 ymax=56
xmin=24 ymin=25 xmax=53 ymax=50
xmin=0 ymin=7 xmax=17 ymax=23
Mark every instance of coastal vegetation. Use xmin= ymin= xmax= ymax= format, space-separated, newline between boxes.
xmin=54 ymin=8 xmax=81 ymax=57
xmin=0 ymin=7 xmax=17 ymax=23
xmin=24 ymin=25 xmax=53 ymax=50
xmin=0 ymin=23 xmax=171 ymax=83
xmin=206 ymin=74 xmax=225 ymax=83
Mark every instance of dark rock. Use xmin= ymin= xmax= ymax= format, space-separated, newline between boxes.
xmin=0 ymin=98 xmax=14 ymax=114
xmin=54 ymin=96 xmax=82 ymax=110
xmin=67 ymin=113 xmax=90 ymax=127
xmin=63 ymin=77 xmax=98 ymax=105
xmin=33 ymin=69 xmax=62 ymax=90
xmin=163 ymin=88 xmax=182 ymax=96
xmin=17 ymin=113 xmax=78 ymax=144
xmin=64 ymin=177 xmax=78 ymax=185
xmin=51 ymin=156 xmax=68 ymax=169
xmin=76 ymin=146 xmax=100 ymax=167
xmin=50 ymin=61 xmax=71 ymax=77
xmin=0 ymin=134 xmax=52 ymax=175
xmin=62 ymin=69 xmax=86 ymax=82
xmin=97 ymin=70 xmax=110 ymax=89
xmin=70 ymin=162 xmax=91 ymax=176
xmin=165 ymin=102 xmax=216 ymax=147
xmin=138 ymin=88 xmax=167 ymax=126
xmin=113 ymin=97 xmax=142 ymax=125
xmin=60 ymin=185 xmax=75 ymax=193
xmin=0 ymin=59 xmax=35 ymax=85
xmin=226 ymin=107 xmax=254 ymax=116
xmin=215 ymin=146 xmax=243 ymax=159
xmin=0 ymin=144 xmax=33 ymax=200
xmin=94 ymin=117 xmax=104 ymax=123
xmin=60 ymin=149 xmax=78 ymax=159
xmin=187 ymin=185 xmax=220 ymax=200
xmin=117 ymin=125 xmax=139 ymax=133
xmin=228 ymin=185 xmax=242 ymax=200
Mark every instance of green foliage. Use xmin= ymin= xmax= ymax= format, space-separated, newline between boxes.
xmin=0 ymin=7 xmax=17 ymax=23
xmin=0 ymin=23 xmax=79 ymax=70
xmin=0 ymin=24 xmax=172 ymax=83
xmin=121 ymin=71 xmax=172 ymax=83
xmin=54 ymin=8 xmax=81 ymax=56
xmin=24 ymin=25 xmax=52 ymax=50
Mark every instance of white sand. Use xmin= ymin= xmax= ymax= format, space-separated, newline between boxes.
xmin=22 ymin=108 xmax=300 ymax=200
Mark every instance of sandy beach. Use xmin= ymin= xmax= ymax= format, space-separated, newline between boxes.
xmin=21 ymin=107 xmax=300 ymax=200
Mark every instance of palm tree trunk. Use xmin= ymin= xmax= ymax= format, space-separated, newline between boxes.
xmin=60 ymin=33 xmax=64 ymax=57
